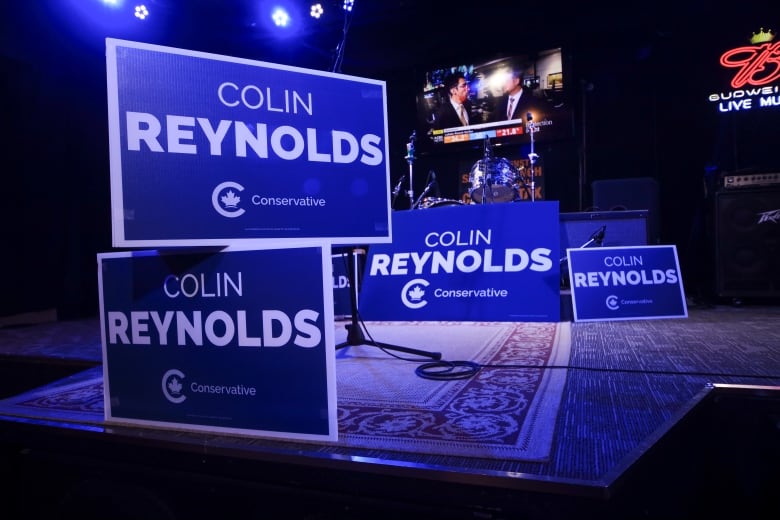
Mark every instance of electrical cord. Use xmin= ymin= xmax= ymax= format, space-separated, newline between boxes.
xmin=416 ymin=361 xmax=780 ymax=382
xmin=336 ymin=267 xmax=780 ymax=382
xmin=340 ymin=312 xmax=780 ymax=382
xmin=415 ymin=360 xmax=480 ymax=380
xmin=331 ymin=2 xmax=354 ymax=73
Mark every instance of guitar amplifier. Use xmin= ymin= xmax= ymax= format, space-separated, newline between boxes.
xmin=559 ymin=210 xmax=649 ymax=290
xmin=715 ymin=188 xmax=780 ymax=298
xmin=560 ymin=210 xmax=648 ymax=251
xmin=722 ymin=172 xmax=780 ymax=190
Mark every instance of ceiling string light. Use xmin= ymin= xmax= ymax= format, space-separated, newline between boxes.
xmin=134 ymin=4 xmax=149 ymax=20
xmin=310 ymin=3 xmax=324 ymax=19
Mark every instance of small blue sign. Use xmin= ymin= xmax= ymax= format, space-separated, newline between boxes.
xmin=358 ymin=202 xmax=561 ymax=322
xmin=98 ymin=245 xmax=337 ymax=441
xmin=106 ymin=39 xmax=391 ymax=247
xmin=567 ymin=245 xmax=688 ymax=322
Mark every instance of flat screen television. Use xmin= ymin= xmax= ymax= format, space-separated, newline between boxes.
xmin=415 ymin=47 xmax=572 ymax=153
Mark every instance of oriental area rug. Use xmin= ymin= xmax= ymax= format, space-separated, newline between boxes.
xmin=0 ymin=320 xmax=570 ymax=462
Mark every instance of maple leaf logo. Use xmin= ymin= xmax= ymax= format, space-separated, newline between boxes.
xmin=221 ymin=190 xmax=241 ymax=208
xmin=167 ymin=377 xmax=183 ymax=395
xmin=408 ymin=285 xmax=425 ymax=301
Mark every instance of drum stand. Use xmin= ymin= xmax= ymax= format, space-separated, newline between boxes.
xmin=405 ymin=132 xmax=416 ymax=210
xmin=478 ymin=169 xmax=494 ymax=204
xmin=335 ymin=248 xmax=441 ymax=360
xmin=526 ymin=113 xmax=538 ymax=202
xmin=477 ymin=138 xmax=497 ymax=204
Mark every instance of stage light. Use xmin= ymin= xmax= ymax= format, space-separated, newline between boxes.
xmin=310 ymin=3 xmax=324 ymax=19
xmin=342 ymin=0 xmax=354 ymax=13
xmin=252 ymin=1 xmax=317 ymax=40
xmin=47 ymin=0 xmax=164 ymax=50
xmin=134 ymin=4 xmax=149 ymax=20
xmin=271 ymin=7 xmax=292 ymax=27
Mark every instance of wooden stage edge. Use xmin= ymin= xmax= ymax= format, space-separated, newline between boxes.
xmin=1 ymin=382 xmax=777 ymax=519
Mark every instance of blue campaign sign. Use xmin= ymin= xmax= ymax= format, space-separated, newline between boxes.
xmin=97 ymin=244 xmax=337 ymax=441
xmin=106 ymin=39 xmax=391 ymax=247
xmin=567 ymin=245 xmax=688 ymax=322
xmin=357 ymin=202 xmax=561 ymax=322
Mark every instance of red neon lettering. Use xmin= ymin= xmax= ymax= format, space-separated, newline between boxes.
xmin=720 ymin=42 xmax=780 ymax=88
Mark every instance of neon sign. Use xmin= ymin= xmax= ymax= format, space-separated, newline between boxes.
xmin=721 ymin=41 xmax=780 ymax=88
xmin=708 ymin=28 xmax=780 ymax=113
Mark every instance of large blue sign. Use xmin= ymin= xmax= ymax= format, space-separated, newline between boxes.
xmin=567 ymin=245 xmax=688 ymax=322
xmin=106 ymin=39 xmax=391 ymax=247
xmin=98 ymin=245 xmax=337 ymax=441
xmin=358 ymin=202 xmax=561 ymax=322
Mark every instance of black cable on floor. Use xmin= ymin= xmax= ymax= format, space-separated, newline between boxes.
xmin=415 ymin=360 xmax=481 ymax=380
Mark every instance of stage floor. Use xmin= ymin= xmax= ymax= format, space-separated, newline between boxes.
xmin=1 ymin=303 xmax=779 ymax=519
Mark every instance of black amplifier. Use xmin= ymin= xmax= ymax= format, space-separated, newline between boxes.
xmin=722 ymin=172 xmax=780 ymax=190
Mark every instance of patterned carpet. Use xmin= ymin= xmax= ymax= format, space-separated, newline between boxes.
xmin=1 ymin=304 xmax=778 ymax=484
xmin=0 ymin=320 xmax=571 ymax=462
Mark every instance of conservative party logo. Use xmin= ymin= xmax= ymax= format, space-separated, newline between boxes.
xmin=399 ymin=277 xmax=509 ymax=311
xmin=212 ymin=181 xmax=246 ymax=218
xmin=161 ymin=367 xmax=260 ymax=405
xmin=358 ymin=202 xmax=561 ymax=322
xmin=162 ymin=368 xmax=187 ymax=404
xmin=401 ymin=278 xmax=430 ymax=309
xmin=212 ymin=180 xmax=331 ymax=219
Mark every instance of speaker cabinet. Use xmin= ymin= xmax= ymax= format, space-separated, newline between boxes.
xmin=715 ymin=189 xmax=780 ymax=298
xmin=592 ymin=177 xmax=660 ymax=244
xmin=559 ymin=210 xmax=649 ymax=291
xmin=560 ymin=210 xmax=648 ymax=251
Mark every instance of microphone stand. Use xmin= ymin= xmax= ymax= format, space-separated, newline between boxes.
xmin=391 ymin=174 xmax=405 ymax=209
xmin=559 ymin=225 xmax=606 ymax=288
xmin=412 ymin=171 xmax=436 ymax=209
xmin=335 ymin=248 xmax=441 ymax=360
xmin=337 ymin=129 xmax=441 ymax=360
xmin=559 ymin=225 xmax=606 ymax=263
xmin=405 ymin=132 xmax=417 ymax=210
xmin=582 ymin=225 xmax=606 ymax=248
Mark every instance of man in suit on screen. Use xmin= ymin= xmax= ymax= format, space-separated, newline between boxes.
xmin=489 ymin=64 xmax=530 ymax=123
xmin=433 ymin=72 xmax=473 ymax=130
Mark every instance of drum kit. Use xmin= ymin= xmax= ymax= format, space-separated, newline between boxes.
xmin=467 ymin=140 xmax=529 ymax=204
xmin=396 ymin=125 xmax=539 ymax=210
xmin=418 ymin=197 xmax=465 ymax=209
xmin=419 ymin=137 xmax=536 ymax=209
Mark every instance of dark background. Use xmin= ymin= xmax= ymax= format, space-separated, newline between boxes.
xmin=2 ymin=0 xmax=778 ymax=318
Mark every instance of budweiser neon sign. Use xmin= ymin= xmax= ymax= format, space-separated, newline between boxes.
xmin=721 ymin=41 xmax=780 ymax=88
xmin=708 ymin=28 xmax=780 ymax=112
